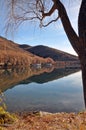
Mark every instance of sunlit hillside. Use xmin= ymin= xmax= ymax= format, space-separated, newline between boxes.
xmin=0 ymin=36 xmax=54 ymax=67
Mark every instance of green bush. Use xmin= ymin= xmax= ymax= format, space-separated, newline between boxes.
xmin=0 ymin=90 xmax=17 ymax=125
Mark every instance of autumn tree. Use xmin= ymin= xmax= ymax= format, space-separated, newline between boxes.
xmin=3 ymin=0 xmax=86 ymax=102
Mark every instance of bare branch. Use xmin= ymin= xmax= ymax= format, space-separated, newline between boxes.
xmin=41 ymin=16 xmax=59 ymax=27
xmin=42 ymin=3 xmax=56 ymax=18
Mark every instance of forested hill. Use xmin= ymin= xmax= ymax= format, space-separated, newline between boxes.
xmin=0 ymin=37 xmax=52 ymax=67
xmin=22 ymin=45 xmax=78 ymax=61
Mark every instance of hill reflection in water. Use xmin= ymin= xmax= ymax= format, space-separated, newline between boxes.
xmin=0 ymin=67 xmax=80 ymax=92
xmin=0 ymin=67 xmax=85 ymax=113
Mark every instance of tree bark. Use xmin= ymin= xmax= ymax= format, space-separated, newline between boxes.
xmin=78 ymin=0 xmax=86 ymax=107
xmin=80 ymin=57 xmax=86 ymax=107
xmin=78 ymin=0 xmax=86 ymax=47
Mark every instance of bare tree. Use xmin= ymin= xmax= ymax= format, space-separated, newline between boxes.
xmin=3 ymin=0 xmax=86 ymax=102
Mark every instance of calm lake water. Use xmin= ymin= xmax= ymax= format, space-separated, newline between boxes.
xmin=0 ymin=67 xmax=85 ymax=113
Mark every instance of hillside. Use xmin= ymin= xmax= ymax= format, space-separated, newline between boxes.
xmin=0 ymin=36 xmax=79 ymax=69
xmin=0 ymin=37 xmax=52 ymax=68
xmin=25 ymin=45 xmax=78 ymax=61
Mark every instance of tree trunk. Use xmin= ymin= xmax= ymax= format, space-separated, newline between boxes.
xmin=78 ymin=0 xmax=86 ymax=47
xmin=55 ymin=0 xmax=81 ymax=55
xmin=80 ymin=57 xmax=86 ymax=107
xmin=78 ymin=0 xmax=86 ymax=107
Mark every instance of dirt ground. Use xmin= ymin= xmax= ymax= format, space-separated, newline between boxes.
xmin=1 ymin=111 xmax=86 ymax=130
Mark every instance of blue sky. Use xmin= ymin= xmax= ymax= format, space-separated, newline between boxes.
xmin=0 ymin=0 xmax=82 ymax=56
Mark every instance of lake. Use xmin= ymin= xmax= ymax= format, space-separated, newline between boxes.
xmin=0 ymin=67 xmax=85 ymax=113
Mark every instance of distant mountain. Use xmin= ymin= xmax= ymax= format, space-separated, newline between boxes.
xmin=19 ymin=44 xmax=31 ymax=50
xmin=24 ymin=45 xmax=78 ymax=61
xmin=0 ymin=37 xmax=50 ymax=68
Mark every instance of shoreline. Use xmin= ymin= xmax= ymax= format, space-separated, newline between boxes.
xmin=0 ymin=110 xmax=86 ymax=130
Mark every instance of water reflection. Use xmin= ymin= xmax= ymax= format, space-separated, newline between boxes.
xmin=0 ymin=67 xmax=85 ymax=112
xmin=0 ymin=67 xmax=80 ymax=91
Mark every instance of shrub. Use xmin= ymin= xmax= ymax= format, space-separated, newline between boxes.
xmin=0 ymin=91 xmax=17 ymax=125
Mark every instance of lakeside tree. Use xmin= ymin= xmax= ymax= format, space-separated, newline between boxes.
xmin=2 ymin=0 xmax=86 ymax=101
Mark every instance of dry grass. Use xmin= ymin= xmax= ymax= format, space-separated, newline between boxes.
xmin=0 ymin=50 xmax=47 ymax=66
xmin=0 ymin=111 xmax=86 ymax=130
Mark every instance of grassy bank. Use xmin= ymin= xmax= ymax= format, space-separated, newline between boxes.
xmin=0 ymin=111 xmax=86 ymax=130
